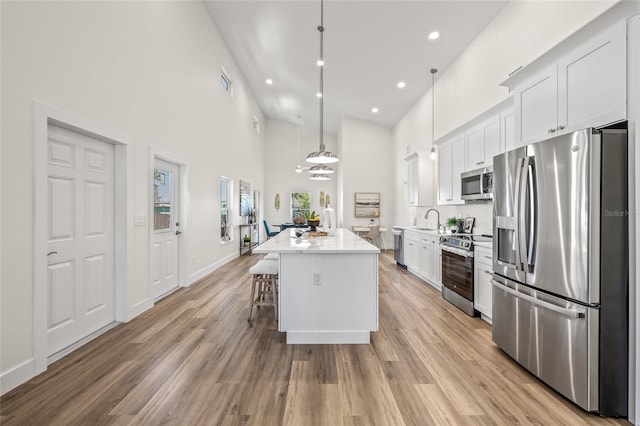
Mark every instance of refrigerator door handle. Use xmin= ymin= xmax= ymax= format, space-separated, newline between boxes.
xmin=492 ymin=280 xmax=586 ymax=319
xmin=517 ymin=158 xmax=528 ymax=271
xmin=513 ymin=157 xmax=525 ymax=270
xmin=526 ymin=161 xmax=537 ymax=269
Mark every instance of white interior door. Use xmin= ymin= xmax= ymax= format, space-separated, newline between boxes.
xmin=151 ymin=158 xmax=181 ymax=299
xmin=47 ymin=124 xmax=115 ymax=356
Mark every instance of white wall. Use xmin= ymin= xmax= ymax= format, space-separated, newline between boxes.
xmin=393 ymin=0 xmax=619 ymax=229
xmin=263 ymin=119 xmax=337 ymax=229
xmin=1 ymin=1 xmax=264 ymax=388
xmin=339 ymin=117 xmax=394 ymax=248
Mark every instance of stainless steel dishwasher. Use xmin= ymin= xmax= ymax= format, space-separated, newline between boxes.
xmin=392 ymin=227 xmax=406 ymax=268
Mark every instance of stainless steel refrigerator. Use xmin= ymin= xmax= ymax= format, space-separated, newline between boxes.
xmin=492 ymin=127 xmax=628 ymax=416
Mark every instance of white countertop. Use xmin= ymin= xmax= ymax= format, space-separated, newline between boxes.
xmin=254 ymin=228 xmax=380 ymax=254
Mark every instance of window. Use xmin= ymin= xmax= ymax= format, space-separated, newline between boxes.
xmin=221 ymin=67 xmax=232 ymax=95
xmin=154 ymin=168 xmax=173 ymax=231
xmin=221 ymin=177 xmax=232 ymax=242
xmin=290 ymin=192 xmax=311 ymax=221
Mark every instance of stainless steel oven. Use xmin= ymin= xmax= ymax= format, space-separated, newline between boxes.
xmin=439 ymin=234 xmax=491 ymax=316
xmin=440 ymin=246 xmax=477 ymax=316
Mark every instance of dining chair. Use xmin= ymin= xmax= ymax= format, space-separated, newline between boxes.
xmin=263 ymin=219 xmax=280 ymax=239
xmin=362 ymin=225 xmax=381 ymax=248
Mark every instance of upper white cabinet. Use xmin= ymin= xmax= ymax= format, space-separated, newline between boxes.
xmin=465 ymin=114 xmax=501 ymax=171
xmin=501 ymin=107 xmax=516 ymax=152
xmin=405 ymin=152 xmax=434 ymax=207
xmin=514 ymin=23 xmax=626 ymax=145
xmin=437 ymin=134 xmax=464 ymax=205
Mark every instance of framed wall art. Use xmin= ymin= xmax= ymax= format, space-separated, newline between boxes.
xmin=354 ymin=192 xmax=380 ymax=218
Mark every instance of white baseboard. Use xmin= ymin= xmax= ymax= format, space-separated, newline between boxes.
xmin=47 ymin=322 xmax=119 ymax=365
xmin=0 ymin=358 xmax=35 ymax=395
xmin=127 ymin=297 xmax=153 ymax=321
xmin=187 ymin=252 xmax=239 ymax=285
xmin=286 ymin=331 xmax=371 ymax=344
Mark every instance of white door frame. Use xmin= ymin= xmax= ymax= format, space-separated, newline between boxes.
xmin=148 ymin=147 xmax=189 ymax=296
xmin=33 ymin=101 xmax=131 ymax=375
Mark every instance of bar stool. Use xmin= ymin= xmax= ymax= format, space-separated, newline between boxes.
xmin=248 ymin=259 xmax=279 ymax=322
xmin=264 ymin=253 xmax=279 ymax=261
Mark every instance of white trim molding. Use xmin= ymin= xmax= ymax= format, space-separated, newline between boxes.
xmin=0 ymin=359 xmax=35 ymax=395
xmin=148 ymin=146 xmax=190 ymax=295
xmin=188 ymin=251 xmax=239 ymax=285
xmin=32 ymin=101 xmax=131 ymax=381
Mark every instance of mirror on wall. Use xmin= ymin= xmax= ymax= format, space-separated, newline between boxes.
xmin=239 ymin=180 xmax=251 ymax=217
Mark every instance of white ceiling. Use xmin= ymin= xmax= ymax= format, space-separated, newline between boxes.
xmin=204 ymin=1 xmax=507 ymax=135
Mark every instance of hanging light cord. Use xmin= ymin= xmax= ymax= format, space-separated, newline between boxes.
xmin=318 ymin=0 xmax=325 ymax=153
xmin=431 ymin=68 xmax=437 ymax=151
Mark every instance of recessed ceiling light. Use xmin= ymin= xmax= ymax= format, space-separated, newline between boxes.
xmin=397 ymin=81 xmax=406 ymax=89
xmin=371 ymin=107 xmax=379 ymax=113
xmin=428 ymin=31 xmax=440 ymax=40
xmin=316 ymin=92 xmax=323 ymax=98
xmin=317 ymin=59 xmax=324 ymax=67
xmin=265 ymin=78 xmax=273 ymax=85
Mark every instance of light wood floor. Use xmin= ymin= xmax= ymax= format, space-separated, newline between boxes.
xmin=0 ymin=252 xmax=629 ymax=425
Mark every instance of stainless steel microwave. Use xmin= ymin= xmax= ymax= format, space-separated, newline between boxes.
xmin=461 ymin=166 xmax=493 ymax=201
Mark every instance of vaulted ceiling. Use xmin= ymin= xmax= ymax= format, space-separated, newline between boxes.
xmin=205 ymin=1 xmax=507 ymax=135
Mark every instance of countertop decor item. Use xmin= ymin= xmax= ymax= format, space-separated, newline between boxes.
xmin=463 ymin=217 xmax=475 ymax=233
xmin=320 ymin=191 xmax=325 ymax=207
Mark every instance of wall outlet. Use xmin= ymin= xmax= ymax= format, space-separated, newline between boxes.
xmin=313 ymin=272 xmax=322 ymax=285
xmin=134 ymin=215 xmax=147 ymax=226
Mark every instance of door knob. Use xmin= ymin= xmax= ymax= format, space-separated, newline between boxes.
xmin=557 ymin=125 xmax=565 ymax=130
xmin=548 ymin=128 xmax=556 ymax=133
xmin=175 ymin=230 xmax=182 ymax=235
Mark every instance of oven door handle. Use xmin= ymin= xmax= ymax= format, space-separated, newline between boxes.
xmin=492 ymin=280 xmax=585 ymax=319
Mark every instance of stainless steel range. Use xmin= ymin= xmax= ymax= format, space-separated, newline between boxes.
xmin=439 ymin=234 xmax=492 ymax=316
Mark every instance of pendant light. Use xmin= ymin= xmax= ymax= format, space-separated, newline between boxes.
xmin=430 ymin=68 xmax=438 ymax=160
xmin=306 ymin=0 xmax=339 ymax=166
xmin=308 ymin=164 xmax=334 ymax=174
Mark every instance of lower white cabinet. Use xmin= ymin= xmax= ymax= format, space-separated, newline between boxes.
xmin=404 ymin=230 xmax=441 ymax=289
xmin=474 ymin=246 xmax=493 ymax=323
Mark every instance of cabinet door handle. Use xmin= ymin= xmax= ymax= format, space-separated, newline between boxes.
xmin=548 ymin=128 xmax=556 ymax=133
xmin=446 ymin=198 xmax=453 ymax=201
xmin=557 ymin=125 xmax=565 ymax=130
xmin=476 ymin=161 xmax=484 ymax=165
xmin=484 ymin=270 xmax=493 ymax=275
xmin=485 ymin=255 xmax=492 ymax=260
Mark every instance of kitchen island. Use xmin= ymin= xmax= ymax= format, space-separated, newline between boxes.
xmin=254 ymin=228 xmax=379 ymax=344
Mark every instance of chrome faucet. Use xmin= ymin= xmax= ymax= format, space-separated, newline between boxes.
xmin=424 ymin=208 xmax=440 ymax=229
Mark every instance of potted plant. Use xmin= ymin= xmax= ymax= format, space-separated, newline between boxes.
xmin=243 ymin=235 xmax=251 ymax=246
xmin=446 ymin=217 xmax=459 ymax=233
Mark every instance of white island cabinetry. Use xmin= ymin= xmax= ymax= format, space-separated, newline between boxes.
xmin=254 ymin=228 xmax=379 ymax=344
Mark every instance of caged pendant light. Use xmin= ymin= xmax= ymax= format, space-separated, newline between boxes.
xmin=306 ymin=0 xmax=339 ymax=170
